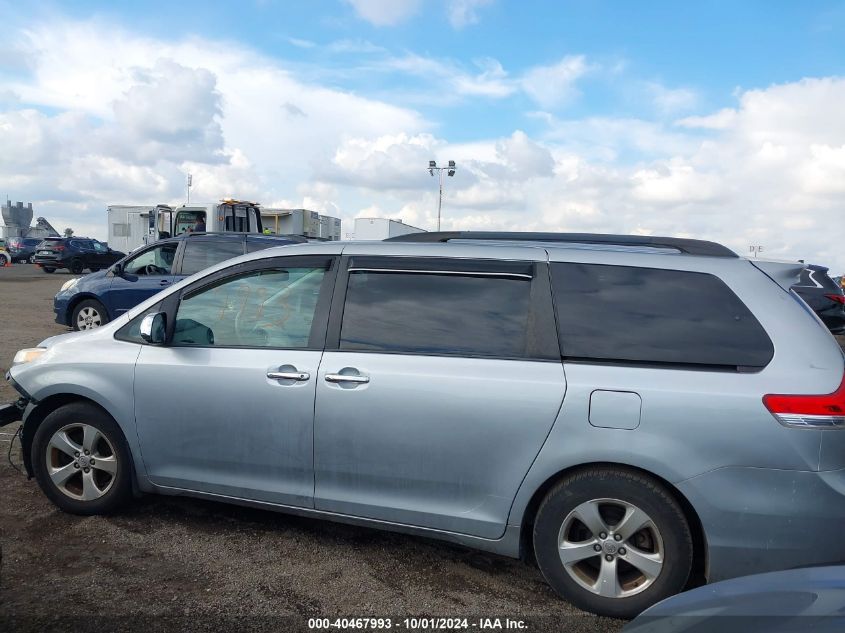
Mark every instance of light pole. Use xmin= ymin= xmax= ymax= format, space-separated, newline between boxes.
xmin=428 ymin=160 xmax=456 ymax=231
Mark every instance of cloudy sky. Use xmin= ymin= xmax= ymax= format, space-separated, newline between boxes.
xmin=1 ymin=0 xmax=844 ymax=267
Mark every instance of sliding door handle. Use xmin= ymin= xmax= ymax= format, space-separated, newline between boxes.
xmin=325 ymin=373 xmax=369 ymax=384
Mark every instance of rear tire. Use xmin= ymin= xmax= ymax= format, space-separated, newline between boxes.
xmin=69 ymin=259 xmax=84 ymax=275
xmin=0 ymin=254 xmax=8 ymax=266
xmin=533 ymin=467 xmax=693 ymax=619
xmin=28 ymin=255 xmax=36 ymax=264
xmin=31 ymin=402 xmax=133 ymax=515
xmin=43 ymin=267 xmax=55 ymax=273
xmin=72 ymin=299 xmax=109 ymax=331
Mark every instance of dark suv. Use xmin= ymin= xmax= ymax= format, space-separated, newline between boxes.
xmin=33 ymin=237 xmax=124 ymax=274
xmin=791 ymin=264 xmax=845 ymax=334
xmin=7 ymin=237 xmax=44 ymax=263
xmin=54 ymin=232 xmax=305 ymax=330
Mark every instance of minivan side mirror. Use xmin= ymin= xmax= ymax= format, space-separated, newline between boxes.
xmin=140 ymin=312 xmax=167 ymax=345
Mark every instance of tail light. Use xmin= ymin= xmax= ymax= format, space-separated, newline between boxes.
xmin=824 ymin=294 xmax=845 ymax=305
xmin=52 ymin=245 xmax=65 ymax=251
xmin=763 ymin=374 xmax=845 ymax=429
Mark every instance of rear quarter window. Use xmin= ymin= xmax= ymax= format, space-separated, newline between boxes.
xmin=179 ymin=239 xmax=244 ymax=276
xmin=550 ymin=262 xmax=774 ymax=369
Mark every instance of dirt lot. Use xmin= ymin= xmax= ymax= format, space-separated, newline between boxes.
xmin=0 ymin=264 xmax=620 ymax=633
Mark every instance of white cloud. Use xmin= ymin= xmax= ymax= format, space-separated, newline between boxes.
xmin=646 ymin=81 xmax=698 ymax=114
xmin=448 ymin=0 xmax=494 ymax=28
xmin=344 ymin=0 xmax=422 ymax=26
xmin=520 ymin=56 xmax=592 ymax=109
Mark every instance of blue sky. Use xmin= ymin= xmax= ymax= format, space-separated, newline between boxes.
xmin=1 ymin=0 xmax=844 ymax=267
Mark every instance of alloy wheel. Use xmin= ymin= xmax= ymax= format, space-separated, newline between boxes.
xmin=45 ymin=423 xmax=117 ymax=501
xmin=77 ymin=307 xmax=103 ymax=330
xmin=558 ymin=498 xmax=664 ymax=598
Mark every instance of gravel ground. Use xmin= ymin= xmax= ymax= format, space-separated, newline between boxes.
xmin=0 ymin=264 xmax=622 ymax=633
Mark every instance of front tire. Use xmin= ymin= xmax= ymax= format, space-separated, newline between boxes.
xmin=31 ymin=402 xmax=133 ymax=515
xmin=72 ymin=299 xmax=109 ymax=331
xmin=0 ymin=253 xmax=7 ymax=266
xmin=43 ymin=267 xmax=55 ymax=273
xmin=533 ymin=467 xmax=693 ymax=619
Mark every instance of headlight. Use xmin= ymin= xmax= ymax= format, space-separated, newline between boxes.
xmin=12 ymin=348 xmax=46 ymax=366
xmin=60 ymin=278 xmax=80 ymax=292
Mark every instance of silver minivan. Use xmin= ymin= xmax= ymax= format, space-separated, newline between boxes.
xmin=3 ymin=232 xmax=845 ymax=618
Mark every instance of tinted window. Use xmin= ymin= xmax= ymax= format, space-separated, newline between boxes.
xmin=124 ymin=243 xmax=178 ymax=275
xmin=173 ymin=266 xmax=328 ymax=348
xmin=550 ymin=263 xmax=774 ymax=368
xmin=340 ymin=271 xmax=532 ymax=358
xmin=180 ymin=239 xmax=244 ymax=275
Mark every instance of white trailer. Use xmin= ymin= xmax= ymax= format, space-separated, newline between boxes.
xmin=107 ymin=205 xmax=173 ymax=254
xmin=352 ymin=217 xmax=425 ymax=241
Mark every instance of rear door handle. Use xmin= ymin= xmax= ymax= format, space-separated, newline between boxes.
xmin=325 ymin=373 xmax=369 ymax=384
xmin=267 ymin=371 xmax=310 ymax=381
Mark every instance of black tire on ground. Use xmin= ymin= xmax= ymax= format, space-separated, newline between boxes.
xmin=0 ymin=254 xmax=7 ymax=266
xmin=71 ymin=299 xmax=110 ymax=331
xmin=31 ymin=402 xmax=133 ymax=516
xmin=42 ymin=267 xmax=55 ymax=273
xmin=28 ymin=255 xmax=36 ymax=263
xmin=533 ymin=467 xmax=693 ymax=619
xmin=69 ymin=259 xmax=85 ymax=274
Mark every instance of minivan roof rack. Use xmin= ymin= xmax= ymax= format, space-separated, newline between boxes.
xmin=385 ymin=231 xmax=738 ymax=258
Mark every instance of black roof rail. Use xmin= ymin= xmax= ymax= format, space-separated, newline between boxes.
xmin=384 ymin=231 xmax=738 ymax=258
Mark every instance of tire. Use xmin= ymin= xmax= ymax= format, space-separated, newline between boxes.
xmin=31 ymin=402 xmax=133 ymax=515
xmin=0 ymin=254 xmax=7 ymax=266
xmin=69 ymin=259 xmax=84 ymax=275
xmin=43 ymin=267 xmax=55 ymax=273
xmin=533 ymin=467 xmax=693 ymax=619
xmin=72 ymin=299 xmax=110 ymax=331
xmin=28 ymin=255 xmax=36 ymax=264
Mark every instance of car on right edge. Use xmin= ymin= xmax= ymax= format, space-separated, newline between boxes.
xmin=2 ymin=231 xmax=844 ymax=619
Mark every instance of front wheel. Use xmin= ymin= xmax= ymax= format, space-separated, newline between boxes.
xmin=69 ymin=259 xmax=84 ymax=274
xmin=28 ymin=254 xmax=36 ymax=263
xmin=72 ymin=299 xmax=109 ymax=331
xmin=31 ymin=402 xmax=133 ymax=515
xmin=533 ymin=467 xmax=693 ymax=619
xmin=0 ymin=254 xmax=7 ymax=266
xmin=43 ymin=267 xmax=55 ymax=273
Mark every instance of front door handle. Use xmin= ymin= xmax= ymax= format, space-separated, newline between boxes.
xmin=325 ymin=373 xmax=369 ymax=384
xmin=267 ymin=370 xmax=310 ymax=381
xmin=159 ymin=279 xmax=170 ymax=286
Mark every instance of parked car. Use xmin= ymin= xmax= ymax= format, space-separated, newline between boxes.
xmin=53 ymin=232 xmax=306 ymax=331
xmin=624 ymin=565 xmax=845 ymax=632
xmin=33 ymin=237 xmax=124 ymax=274
xmin=3 ymin=231 xmax=845 ymax=619
xmin=791 ymin=264 xmax=845 ymax=334
xmin=7 ymin=236 xmax=45 ymax=263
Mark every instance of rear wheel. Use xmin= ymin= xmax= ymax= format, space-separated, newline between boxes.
xmin=28 ymin=254 xmax=36 ymax=263
xmin=533 ymin=467 xmax=693 ymax=619
xmin=69 ymin=259 xmax=84 ymax=274
xmin=42 ymin=267 xmax=55 ymax=273
xmin=72 ymin=299 xmax=109 ymax=331
xmin=0 ymin=253 xmax=8 ymax=266
xmin=31 ymin=402 xmax=133 ymax=515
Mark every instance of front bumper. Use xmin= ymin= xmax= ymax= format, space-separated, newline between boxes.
xmin=678 ymin=466 xmax=845 ymax=582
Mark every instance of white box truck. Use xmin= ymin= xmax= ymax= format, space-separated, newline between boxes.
xmin=107 ymin=200 xmax=264 ymax=252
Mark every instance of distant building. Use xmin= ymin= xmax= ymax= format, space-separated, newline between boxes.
xmin=1 ymin=200 xmax=59 ymax=239
xmin=352 ymin=217 xmax=425 ymax=241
